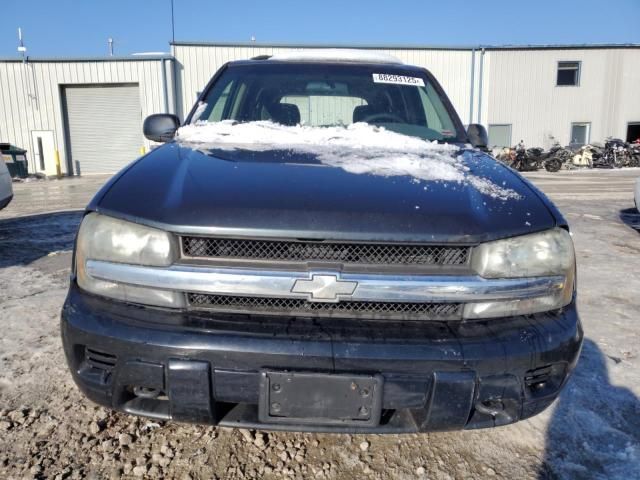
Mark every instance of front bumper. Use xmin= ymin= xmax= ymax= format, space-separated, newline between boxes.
xmin=61 ymin=284 xmax=583 ymax=433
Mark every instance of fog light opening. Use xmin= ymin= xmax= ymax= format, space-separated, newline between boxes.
xmin=530 ymin=380 xmax=547 ymax=391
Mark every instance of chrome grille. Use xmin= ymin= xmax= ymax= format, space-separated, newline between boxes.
xmin=182 ymin=237 xmax=469 ymax=266
xmin=187 ymin=293 xmax=462 ymax=320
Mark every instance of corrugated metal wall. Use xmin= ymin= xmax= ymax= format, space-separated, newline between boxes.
xmin=172 ymin=44 xmax=475 ymax=124
xmin=485 ymin=48 xmax=640 ymax=147
xmin=0 ymin=57 xmax=173 ymax=174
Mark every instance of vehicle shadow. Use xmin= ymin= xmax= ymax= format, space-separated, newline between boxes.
xmin=0 ymin=211 xmax=83 ymax=268
xmin=619 ymin=207 xmax=640 ymax=232
xmin=538 ymin=338 xmax=640 ymax=479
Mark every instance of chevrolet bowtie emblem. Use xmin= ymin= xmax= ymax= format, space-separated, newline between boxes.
xmin=291 ymin=274 xmax=358 ymax=302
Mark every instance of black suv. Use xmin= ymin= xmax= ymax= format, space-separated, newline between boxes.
xmin=61 ymin=52 xmax=582 ymax=433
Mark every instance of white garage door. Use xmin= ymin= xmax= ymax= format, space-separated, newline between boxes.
xmin=64 ymin=84 xmax=142 ymax=174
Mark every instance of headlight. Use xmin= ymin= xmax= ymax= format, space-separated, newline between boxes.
xmin=465 ymin=228 xmax=575 ymax=318
xmin=471 ymin=228 xmax=575 ymax=278
xmin=76 ymin=213 xmax=184 ymax=308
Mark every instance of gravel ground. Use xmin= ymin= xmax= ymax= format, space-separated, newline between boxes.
xmin=0 ymin=170 xmax=639 ymax=480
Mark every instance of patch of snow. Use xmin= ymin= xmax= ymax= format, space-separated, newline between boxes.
xmin=176 ymin=121 xmax=520 ymax=200
xmin=268 ymin=49 xmax=403 ymax=65
xmin=131 ymin=51 xmax=170 ymax=56
xmin=190 ymin=101 xmax=208 ymax=123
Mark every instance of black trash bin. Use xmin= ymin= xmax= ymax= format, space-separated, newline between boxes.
xmin=0 ymin=143 xmax=29 ymax=178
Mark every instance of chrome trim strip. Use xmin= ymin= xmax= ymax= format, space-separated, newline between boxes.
xmin=85 ymin=260 xmax=565 ymax=303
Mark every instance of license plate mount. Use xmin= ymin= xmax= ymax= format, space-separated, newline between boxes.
xmin=258 ymin=371 xmax=383 ymax=427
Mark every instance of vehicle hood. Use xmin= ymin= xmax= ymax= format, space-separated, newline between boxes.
xmin=94 ymin=143 xmax=558 ymax=243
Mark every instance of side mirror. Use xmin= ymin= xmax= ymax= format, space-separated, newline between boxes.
xmin=466 ymin=124 xmax=489 ymax=151
xmin=143 ymin=114 xmax=180 ymax=143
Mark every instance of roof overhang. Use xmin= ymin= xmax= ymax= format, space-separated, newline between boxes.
xmin=170 ymin=40 xmax=640 ymax=52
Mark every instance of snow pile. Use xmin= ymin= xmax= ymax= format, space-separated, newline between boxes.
xmin=176 ymin=121 xmax=520 ymax=200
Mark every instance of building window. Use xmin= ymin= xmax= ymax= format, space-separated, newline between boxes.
xmin=488 ymin=124 xmax=513 ymax=148
xmin=570 ymin=122 xmax=590 ymax=146
xmin=557 ymin=61 xmax=581 ymax=86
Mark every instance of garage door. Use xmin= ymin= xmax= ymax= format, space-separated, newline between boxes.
xmin=63 ymin=84 xmax=142 ymax=174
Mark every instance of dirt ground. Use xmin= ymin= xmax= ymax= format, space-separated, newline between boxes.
xmin=0 ymin=170 xmax=639 ymax=480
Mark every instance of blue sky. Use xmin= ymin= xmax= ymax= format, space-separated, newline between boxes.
xmin=2 ymin=0 xmax=639 ymax=57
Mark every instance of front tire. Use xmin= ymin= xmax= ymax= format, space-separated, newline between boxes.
xmin=544 ymin=158 xmax=562 ymax=172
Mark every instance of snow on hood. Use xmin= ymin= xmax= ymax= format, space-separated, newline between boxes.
xmin=176 ymin=121 xmax=520 ymax=200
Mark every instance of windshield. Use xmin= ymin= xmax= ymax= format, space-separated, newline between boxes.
xmin=190 ymin=62 xmax=465 ymax=143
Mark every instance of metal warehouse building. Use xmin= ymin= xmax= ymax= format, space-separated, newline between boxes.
xmin=0 ymin=55 xmax=175 ymax=175
xmin=1 ymin=41 xmax=639 ymax=175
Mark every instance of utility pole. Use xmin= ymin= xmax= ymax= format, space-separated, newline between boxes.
xmin=17 ymin=27 xmax=27 ymax=63
xmin=170 ymin=0 xmax=176 ymax=43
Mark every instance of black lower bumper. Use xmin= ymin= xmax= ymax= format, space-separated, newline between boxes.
xmin=61 ymin=285 xmax=583 ymax=433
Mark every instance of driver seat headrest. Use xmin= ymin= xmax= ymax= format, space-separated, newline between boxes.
xmin=269 ymin=103 xmax=301 ymax=126
xmin=353 ymin=105 xmax=375 ymax=123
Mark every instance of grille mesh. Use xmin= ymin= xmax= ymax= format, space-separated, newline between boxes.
xmin=182 ymin=237 xmax=469 ymax=266
xmin=187 ymin=293 xmax=462 ymax=320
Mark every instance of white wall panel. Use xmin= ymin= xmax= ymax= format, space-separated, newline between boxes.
xmin=172 ymin=44 xmax=474 ymax=123
xmin=486 ymin=48 xmax=640 ymax=146
xmin=0 ymin=57 xmax=172 ymax=175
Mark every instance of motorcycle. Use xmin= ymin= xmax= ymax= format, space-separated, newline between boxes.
xmin=526 ymin=142 xmax=573 ymax=172
xmin=513 ymin=141 xmax=540 ymax=171
xmin=628 ymin=139 xmax=640 ymax=167
xmin=571 ymin=145 xmax=598 ymax=169
xmin=494 ymin=147 xmax=516 ymax=167
xmin=601 ymin=137 xmax=631 ymax=168
xmin=502 ymin=141 xmax=572 ymax=172
xmin=496 ymin=137 xmax=638 ymax=171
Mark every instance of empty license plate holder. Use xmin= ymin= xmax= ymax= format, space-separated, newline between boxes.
xmin=258 ymin=371 xmax=383 ymax=427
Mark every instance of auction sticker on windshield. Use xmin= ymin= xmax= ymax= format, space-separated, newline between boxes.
xmin=372 ymin=73 xmax=425 ymax=86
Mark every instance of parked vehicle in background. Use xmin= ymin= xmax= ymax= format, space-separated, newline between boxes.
xmin=498 ymin=139 xmax=636 ymax=172
xmin=513 ymin=140 xmax=539 ymax=171
xmin=628 ymin=140 xmax=640 ymax=167
xmin=602 ymin=138 xmax=631 ymax=168
xmin=526 ymin=142 xmax=573 ymax=172
xmin=61 ymin=52 xmax=582 ymax=433
xmin=586 ymin=143 xmax=611 ymax=169
xmin=494 ymin=146 xmax=515 ymax=166
xmin=0 ymin=156 xmax=13 ymax=210
xmin=499 ymin=141 xmax=570 ymax=172
xmin=571 ymin=145 xmax=598 ymax=169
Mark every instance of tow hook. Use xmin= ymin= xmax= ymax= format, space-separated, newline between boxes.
xmin=475 ymin=398 xmax=506 ymax=417
xmin=133 ymin=386 xmax=161 ymax=399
